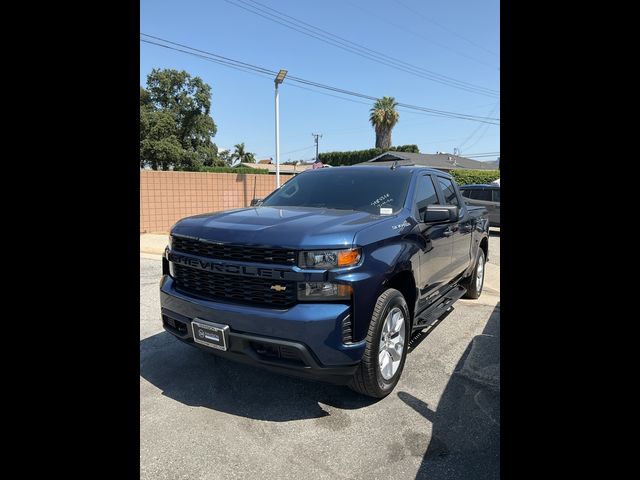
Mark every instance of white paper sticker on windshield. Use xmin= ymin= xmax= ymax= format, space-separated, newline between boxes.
xmin=380 ymin=207 xmax=393 ymax=215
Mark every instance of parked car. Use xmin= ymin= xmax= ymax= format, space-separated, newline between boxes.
xmin=160 ymin=165 xmax=489 ymax=398
xmin=459 ymin=183 xmax=500 ymax=227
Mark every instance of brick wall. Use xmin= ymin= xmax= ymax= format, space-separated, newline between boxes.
xmin=140 ymin=170 xmax=294 ymax=233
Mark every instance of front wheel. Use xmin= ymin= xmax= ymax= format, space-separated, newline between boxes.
xmin=349 ymin=288 xmax=410 ymax=398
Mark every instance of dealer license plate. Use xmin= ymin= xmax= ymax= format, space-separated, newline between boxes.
xmin=191 ymin=319 xmax=229 ymax=351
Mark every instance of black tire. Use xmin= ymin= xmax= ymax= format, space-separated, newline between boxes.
xmin=462 ymin=248 xmax=486 ymax=299
xmin=349 ymin=288 xmax=410 ymax=398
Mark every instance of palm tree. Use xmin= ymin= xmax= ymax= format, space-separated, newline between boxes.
xmin=369 ymin=96 xmax=399 ymax=149
xmin=231 ymin=142 xmax=256 ymax=164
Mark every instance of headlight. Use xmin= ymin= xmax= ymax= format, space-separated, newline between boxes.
xmin=298 ymin=248 xmax=361 ymax=269
xmin=298 ymin=282 xmax=353 ymax=301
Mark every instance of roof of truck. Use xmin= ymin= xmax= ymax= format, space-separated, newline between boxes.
xmin=320 ymin=164 xmax=453 ymax=177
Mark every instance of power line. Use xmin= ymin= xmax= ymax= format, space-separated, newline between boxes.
xmin=140 ymin=38 xmax=275 ymax=80
xmin=461 ymin=123 xmax=495 ymax=153
xmin=392 ymin=0 xmax=500 ymax=58
xmin=222 ymin=0 xmax=499 ymax=98
xmin=140 ymin=34 xmax=499 ymax=125
xmin=343 ymin=0 xmax=498 ymax=71
xmin=282 ymin=74 xmax=499 ymax=123
xmin=286 ymin=82 xmax=372 ymax=106
xmin=460 ymin=108 xmax=500 ymax=153
xmin=230 ymin=0 xmax=499 ymax=97
xmin=458 ymin=103 xmax=500 ymax=151
xmin=281 ymin=145 xmax=315 ymax=155
xmin=463 ymin=152 xmax=500 ymax=158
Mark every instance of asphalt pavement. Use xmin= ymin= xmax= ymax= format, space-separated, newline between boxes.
xmin=140 ymin=252 xmax=500 ymax=479
xmin=488 ymin=228 xmax=500 ymax=266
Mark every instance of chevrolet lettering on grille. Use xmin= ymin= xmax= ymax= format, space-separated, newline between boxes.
xmin=168 ymin=251 xmax=292 ymax=279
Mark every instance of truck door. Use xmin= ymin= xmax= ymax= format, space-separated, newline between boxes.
xmin=436 ymin=176 xmax=473 ymax=279
xmin=412 ymin=174 xmax=454 ymax=308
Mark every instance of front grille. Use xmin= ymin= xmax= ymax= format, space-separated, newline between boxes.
xmin=172 ymin=236 xmax=296 ymax=265
xmin=173 ymin=264 xmax=296 ymax=308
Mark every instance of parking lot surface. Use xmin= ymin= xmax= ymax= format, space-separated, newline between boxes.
xmin=488 ymin=228 xmax=500 ymax=266
xmin=141 ymin=255 xmax=500 ymax=479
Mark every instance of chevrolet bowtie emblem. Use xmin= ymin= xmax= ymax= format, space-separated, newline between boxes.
xmin=270 ymin=284 xmax=287 ymax=292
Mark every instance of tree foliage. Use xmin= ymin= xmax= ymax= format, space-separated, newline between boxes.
xmin=449 ymin=169 xmax=500 ymax=185
xmin=140 ymin=69 xmax=224 ymax=170
xmin=369 ymin=97 xmax=400 ymax=149
xmin=318 ymin=145 xmax=419 ymax=166
xmin=231 ymin=142 xmax=256 ymax=164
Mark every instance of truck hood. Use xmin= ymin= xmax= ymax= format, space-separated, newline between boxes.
xmin=171 ymin=206 xmax=396 ymax=249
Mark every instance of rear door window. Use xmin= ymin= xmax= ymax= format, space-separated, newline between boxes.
xmin=474 ymin=188 xmax=493 ymax=201
xmin=460 ymin=187 xmax=473 ymax=199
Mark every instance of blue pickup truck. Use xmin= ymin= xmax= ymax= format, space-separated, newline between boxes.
xmin=160 ymin=165 xmax=489 ymax=398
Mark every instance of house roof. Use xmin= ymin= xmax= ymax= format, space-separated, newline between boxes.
xmin=361 ymin=151 xmax=498 ymax=170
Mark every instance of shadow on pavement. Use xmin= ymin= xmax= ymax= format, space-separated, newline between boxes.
xmin=140 ymin=331 xmax=379 ymax=422
xmin=398 ymin=302 xmax=500 ymax=480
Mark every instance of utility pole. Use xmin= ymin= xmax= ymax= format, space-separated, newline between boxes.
xmin=312 ymin=133 xmax=323 ymax=163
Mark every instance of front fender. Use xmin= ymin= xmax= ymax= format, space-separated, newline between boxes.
xmin=332 ymin=238 xmax=419 ymax=342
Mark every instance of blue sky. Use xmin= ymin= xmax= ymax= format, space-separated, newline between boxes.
xmin=140 ymin=0 xmax=499 ymax=162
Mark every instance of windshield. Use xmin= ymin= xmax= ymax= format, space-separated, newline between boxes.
xmin=261 ymin=167 xmax=412 ymax=214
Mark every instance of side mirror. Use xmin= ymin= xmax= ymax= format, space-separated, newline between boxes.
xmin=423 ymin=204 xmax=458 ymax=223
xmin=250 ymin=198 xmax=264 ymax=206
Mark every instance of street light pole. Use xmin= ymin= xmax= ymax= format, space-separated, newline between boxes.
xmin=274 ymin=69 xmax=287 ymax=188
xmin=275 ymin=83 xmax=280 ymax=188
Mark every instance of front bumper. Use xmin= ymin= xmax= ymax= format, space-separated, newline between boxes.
xmin=160 ymin=275 xmax=365 ymax=384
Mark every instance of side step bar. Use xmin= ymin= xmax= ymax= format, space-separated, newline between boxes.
xmin=412 ymin=285 xmax=467 ymax=330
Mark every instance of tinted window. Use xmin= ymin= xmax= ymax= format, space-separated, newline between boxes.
xmin=471 ymin=188 xmax=492 ymax=201
xmin=460 ymin=187 xmax=473 ymax=198
xmin=414 ymin=175 xmax=439 ymax=217
xmin=437 ymin=177 xmax=459 ymax=206
xmin=492 ymin=189 xmax=500 ymax=202
xmin=261 ymin=168 xmax=412 ymax=214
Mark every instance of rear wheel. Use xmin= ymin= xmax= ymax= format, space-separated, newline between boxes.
xmin=463 ymin=248 xmax=485 ymax=299
xmin=349 ymin=288 xmax=410 ymax=398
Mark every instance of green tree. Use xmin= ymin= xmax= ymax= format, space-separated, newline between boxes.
xmin=218 ymin=149 xmax=232 ymax=166
xmin=369 ymin=96 xmax=399 ymax=149
xmin=231 ymin=142 xmax=256 ymax=164
xmin=140 ymin=69 xmax=220 ymax=170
